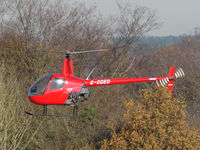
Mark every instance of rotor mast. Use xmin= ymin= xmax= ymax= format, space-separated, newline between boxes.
xmin=61 ymin=49 xmax=108 ymax=77
xmin=62 ymin=53 xmax=74 ymax=77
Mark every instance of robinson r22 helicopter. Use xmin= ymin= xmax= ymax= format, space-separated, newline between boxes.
xmin=26 ymin=49 xmax=184 ymax=116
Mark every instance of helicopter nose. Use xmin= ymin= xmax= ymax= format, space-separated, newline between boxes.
xmin=28 ymin=95 xmax=43 ymax=105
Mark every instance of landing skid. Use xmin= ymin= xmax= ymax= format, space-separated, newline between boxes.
xmin=25 ymin=111 xmax=74 ymax=117
xmin=25 ymin=104 xmax=79 ymax=117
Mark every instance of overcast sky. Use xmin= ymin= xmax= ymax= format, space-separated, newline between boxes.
xmin=79 ymin=0 xmax=200 ymax=36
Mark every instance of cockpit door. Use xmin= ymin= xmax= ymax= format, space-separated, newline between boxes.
xmin=44 ymin=77 xmax=69 ymax=104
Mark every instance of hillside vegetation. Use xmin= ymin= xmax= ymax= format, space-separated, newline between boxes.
xmin=0 ymin=0 xmax=200 ymax=149
xmin=101 ymin=88 xmax=200 ymax=150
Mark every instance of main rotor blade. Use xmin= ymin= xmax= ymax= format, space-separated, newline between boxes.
xmin=70 ymin=49 xmax=109 ymax=54
xmin=29 ymin=49 xmax=108 ymax=55
xmin=30 ymin=49 xmax=67 ymax=54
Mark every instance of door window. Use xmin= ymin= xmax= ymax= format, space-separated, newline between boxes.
xmin=49 ymin=78 xmax=65 ymax=90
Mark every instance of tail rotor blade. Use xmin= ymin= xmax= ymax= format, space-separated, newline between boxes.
xmin=156 ymin=77 xmax=170 ymax=88
xmin=159 ymin=79 xmax=165 ymax=87
xmin=175 ymin=71 xmax=180 ymax=78
xmin=156 ymin=80 xmax=160 ymax=87
xmin=163 ymin=78 xmax=169 ymax=85
xmin=179 ymin=68 xmax=185 ymax=76
xmin=175 ymin=68 xmax=185 ymax=79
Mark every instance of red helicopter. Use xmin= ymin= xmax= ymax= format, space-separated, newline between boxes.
xmin=26 ymin=49 xmax=184 ymax=116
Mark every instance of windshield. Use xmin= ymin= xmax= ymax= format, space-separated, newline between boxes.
xmin=28 ymin=75 xmax=52 ymax=96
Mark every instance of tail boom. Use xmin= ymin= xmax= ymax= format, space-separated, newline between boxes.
xmin=84 ymin=66 xmax=183 ymax=94
xmin=85 ymin=77 xmax=167 ymax=87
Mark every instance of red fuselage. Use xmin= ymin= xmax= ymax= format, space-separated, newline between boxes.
xmin=28 ymin=74 xmax=168 ymax=105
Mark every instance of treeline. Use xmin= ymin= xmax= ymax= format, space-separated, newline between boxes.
xmin=135 ymin=36 xmax=182 ymax=49
xmin=0 ymin=0 xmax=200 ymax=149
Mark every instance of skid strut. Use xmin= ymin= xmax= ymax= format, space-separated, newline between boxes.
xmin=43 ymin=104 xmax=47 ymax=115
xmin=25 ymin=104 xmax=77 ymax=117
xmin=73 ymin=105 xmax=78 ymax=117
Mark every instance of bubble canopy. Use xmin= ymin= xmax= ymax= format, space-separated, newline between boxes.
xmin=28 ymin=75 xmax=52 ymax=96
xmin=28 ymin=75 xmax=67 ymax=96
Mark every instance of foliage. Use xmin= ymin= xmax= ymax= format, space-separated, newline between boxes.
xmin=100 ymin=87 xmax=200 ymax=150
xmin=79 ymin=105 xmax=97 ymax=126
xmin=0 ymin=64 xmax=43 ymax=150
xmin=0 ymin=38 xmax=53 ymax=82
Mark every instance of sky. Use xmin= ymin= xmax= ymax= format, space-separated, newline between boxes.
xmin=79 ymin=0 xmax=200 ymax=36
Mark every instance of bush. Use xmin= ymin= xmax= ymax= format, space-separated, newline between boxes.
xmin=100 ymin=87 xmax=200 ymax=150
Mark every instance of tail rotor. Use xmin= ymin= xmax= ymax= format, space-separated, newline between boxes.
xmin=156 ymin=67 xmax=185 ymax=93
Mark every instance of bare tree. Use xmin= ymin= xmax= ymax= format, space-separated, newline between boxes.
xmin=0 ymin=0 xmax=10 ymax=36
xmin=5 ymin=0 xmax=68 ymax=47
xmin=2 ymin=0 xmax=110 ymax=51
xmin=115 ymin=3 xmax=160 ymax=50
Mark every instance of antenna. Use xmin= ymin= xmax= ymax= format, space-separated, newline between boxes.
xmin=86 ymin=67 xmax=96 ymax=80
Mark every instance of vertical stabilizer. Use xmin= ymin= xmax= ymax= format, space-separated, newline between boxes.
xmin=168 ymin=66 xmax=175 ymax=93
